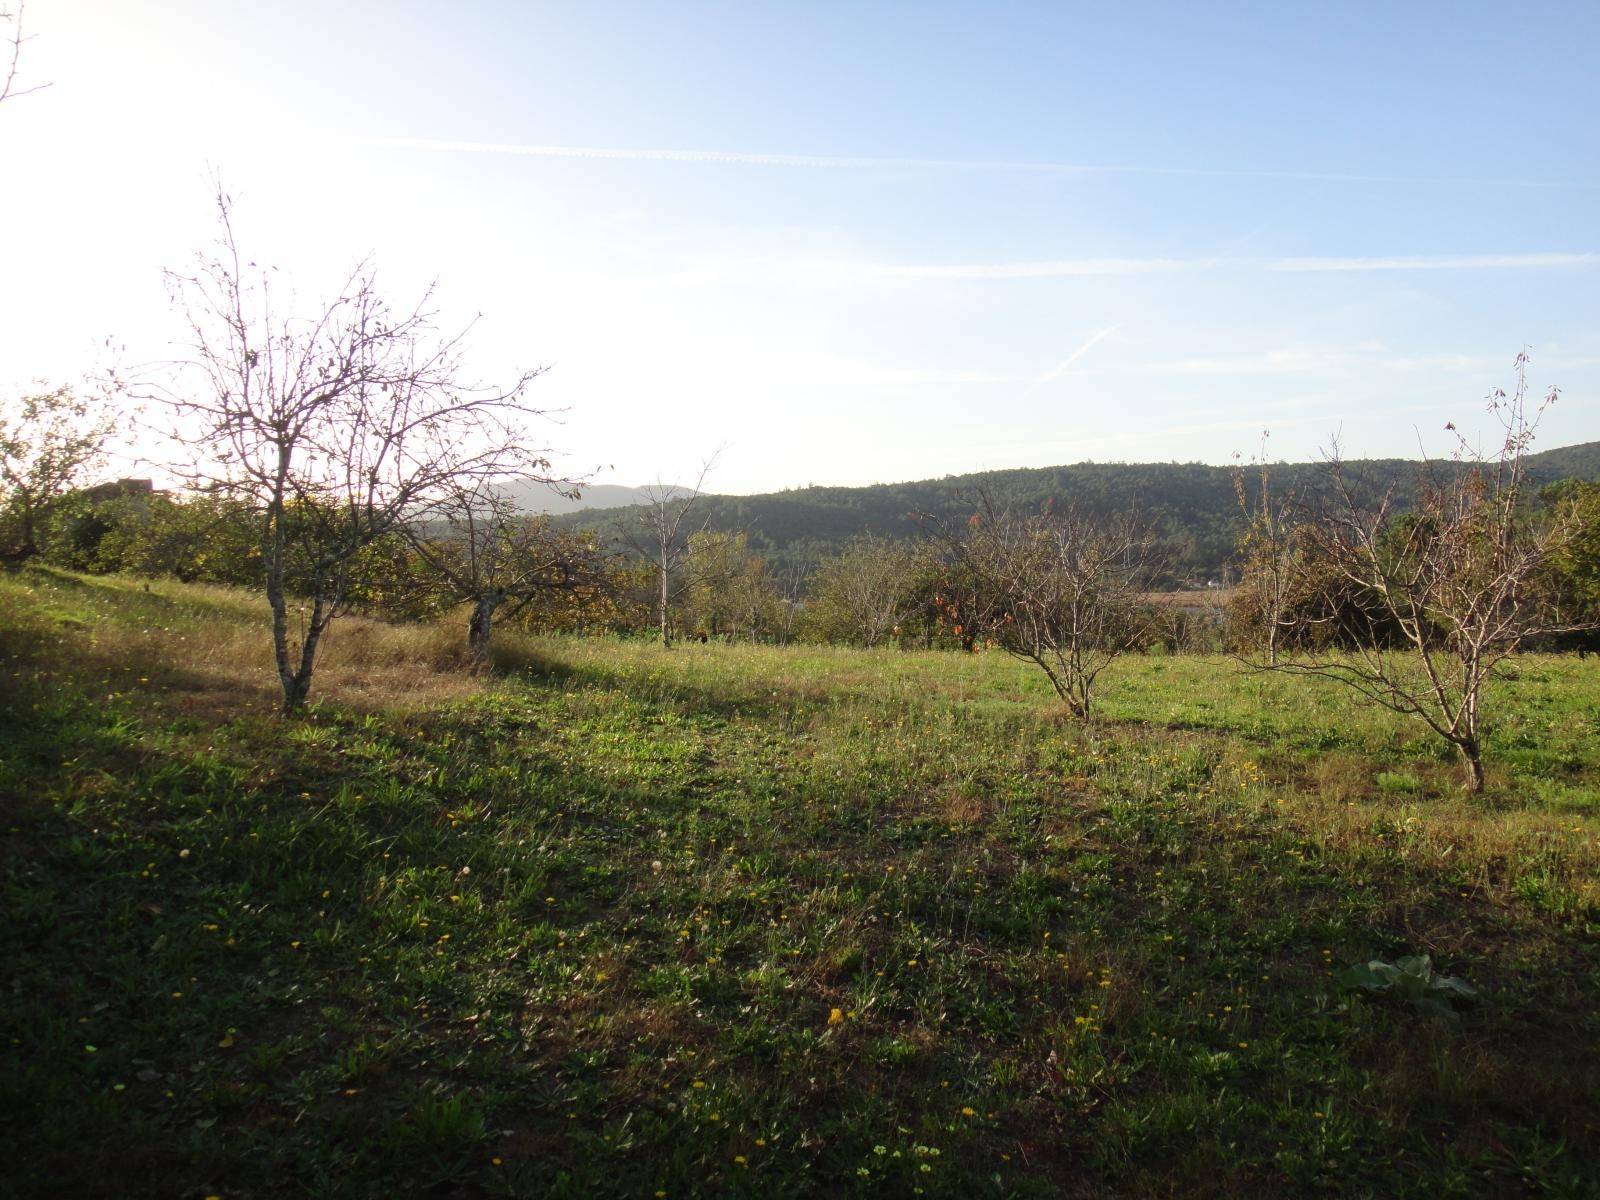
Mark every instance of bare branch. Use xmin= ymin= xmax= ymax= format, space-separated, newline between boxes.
xmin=0 ymin=2 xmax=51 ymax=107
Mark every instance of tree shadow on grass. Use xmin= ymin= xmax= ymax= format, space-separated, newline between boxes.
xmin=1 ymin=661 xmax=743 ymax=1196
xmin=5 ymin=609 xmax=1599 ymax=1197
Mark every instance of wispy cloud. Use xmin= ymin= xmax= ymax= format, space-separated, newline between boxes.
xmin=1145 ymin=347 xmax=1600 ymax=377
xmin=878 ymin=259 xmax=1204 ymax=280
xmin=1269 ymin=252 xmax=1598 ymax=272
xmin=1147 ymin=348 xmax=1361 ymax=376
xmin=861 ymin=252 xmax=1596 ymax=281
xmin=366 ymin=137 xmax=1599 ymax=190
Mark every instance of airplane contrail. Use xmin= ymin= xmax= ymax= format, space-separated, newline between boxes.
xmin=1018 ymin=326 xmax=1120 ymax=402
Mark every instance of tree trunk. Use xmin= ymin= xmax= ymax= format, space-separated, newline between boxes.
xmin=263 ymin=494 xmax=305 ymax=714
xmin=1459 ymin=738 xmax=1486 ymax=793
xmin=468 ymin=592 xmax=502 ymax=666
xmin=1069 ymin=678 xmax=1091 ymax=721
xmin=281 ymin=669 xmax=312 ymax=713
xmin=658 ymin=554 xmax=672 ymax=648
xmin=267 ymin=565 xmax=330 ymax=715
xmin=3 ymin=491 xmax=41 ymax=562
xmin=266 ymin=573 xmax=297 ymax=710
xmin=282 ymin=599 xmax=329 ymax=714
xmin=1458 ymin=679 xmax=1485 ymax=792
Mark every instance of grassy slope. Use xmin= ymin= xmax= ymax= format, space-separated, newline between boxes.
xmin=2 ymin=569 xmax=1598 ymax=1199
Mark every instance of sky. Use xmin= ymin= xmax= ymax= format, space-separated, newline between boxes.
xmin=2 ymin=0 xmax=1597 ymax=494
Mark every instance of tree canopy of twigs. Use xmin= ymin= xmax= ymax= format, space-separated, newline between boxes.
xmin=0 ymin=385 xmax=112 ymax=564
xmin=142 ymin=186 xmax=552 ymax=712
xmin=1251 ymin=351 xmax=1594 ymax=791
xmin=927 ymin=495 xmax=1162 ymax=718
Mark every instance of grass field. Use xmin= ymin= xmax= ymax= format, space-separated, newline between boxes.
xmin=3 ymin=568 xmax=1598 ymax=1198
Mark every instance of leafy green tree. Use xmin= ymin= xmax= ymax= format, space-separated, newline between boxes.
xmin=798 ymin=535 xmax=920 ymax=647
xmin=0 ymin=386 xmax=112 ymax=563
xmin=59 ymin=490 xmax=260 ymax=584
xmin=1538 ymin=479 xmax=1600 ymax=650
xmin=685 ymin=531 xmax=781 ymax=641
xmin=509 ymin=557 xmax=654 ymax=636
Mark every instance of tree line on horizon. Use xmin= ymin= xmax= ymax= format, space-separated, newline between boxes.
xmin=546 ymin=442 xmax=1600 ymax=588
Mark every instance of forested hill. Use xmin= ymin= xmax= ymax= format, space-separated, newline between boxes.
xmin=553 ymin=441 xmax=1600 ymax=586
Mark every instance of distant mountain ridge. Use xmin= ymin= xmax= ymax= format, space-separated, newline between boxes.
xmin=498 ymin=481 xmax=657 ymax=514
xmin=539 ymin=440 xmax=1600 ymax=586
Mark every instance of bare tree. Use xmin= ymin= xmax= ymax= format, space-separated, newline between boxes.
xmin=142 ymin=186 xmax=550 ymax=712
xmin=1231 ymin=432 xmax=1300 ymax=664
xmin=630 ymin=456 xmax=718 ymax=648
xmin=405 ymin=478 xmax=609 ymax=665
xmin=1 ymin=2 xmax=49 ymax=107
xmin=929 ymin=496 xmax=1162 ymax=718
xmin=0 ymin=385 xmax=113 ymax=563
xmin=1260 ymin=352 xmax=1593 ymax=791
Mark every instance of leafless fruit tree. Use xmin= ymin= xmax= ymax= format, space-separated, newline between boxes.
xmin=930 ymin=496 xmax=1162 ymax=718
xmin=145 ymin=187 xmax=550 ymax=712
xmin=630 ymin=455 xmax=718 ymax=648
xmin=405 ymin=478 xmax=609 ymax=665
xmin=1231 ymin=432 xmax=1300 ymax=664
xmin=1258 ymin=352 xmax=1592 ymax=791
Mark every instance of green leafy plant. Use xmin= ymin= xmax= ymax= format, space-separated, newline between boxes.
xmin=1338 ymin=955 xmax=1477 ymax=1018
xmin=394 ymin=1093 xmax=488 ymax=1150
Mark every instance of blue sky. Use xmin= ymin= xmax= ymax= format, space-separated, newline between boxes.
xmin=3 ymin=1 xmax=1596 ymax=491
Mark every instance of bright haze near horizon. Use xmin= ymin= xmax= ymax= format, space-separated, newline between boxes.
xmin=2 ymin=0 xmax=1598 ymax=495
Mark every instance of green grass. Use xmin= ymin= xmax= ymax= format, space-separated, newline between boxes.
xmin=3 ymin=568 xmax=1598 ymax=1198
